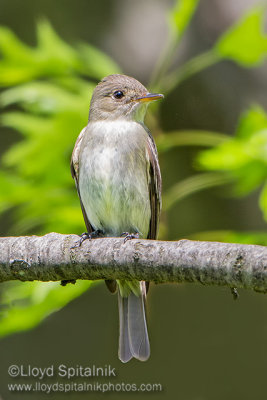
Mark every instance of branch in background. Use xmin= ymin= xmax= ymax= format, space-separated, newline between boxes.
xmin=0 ymin=233 xmax=267 ymax=294
xmin=160 ymin=50 xmax=221 ymax=94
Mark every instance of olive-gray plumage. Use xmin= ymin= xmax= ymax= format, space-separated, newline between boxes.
xmin=71 ymin=74 xmax=163 ymax=362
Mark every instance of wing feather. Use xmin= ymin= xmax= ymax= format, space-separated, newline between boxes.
xmin=144 ymin=128 xmax=162 ymax=240
xmin=71 ymin=127 xmax=93 ymax=234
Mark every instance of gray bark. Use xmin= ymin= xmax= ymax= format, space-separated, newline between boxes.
xmin=0 ymin=233 xmax=266 ymax=293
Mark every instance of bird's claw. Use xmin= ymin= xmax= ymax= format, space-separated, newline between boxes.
xmin=71 ymin=230 xmax=103 ymax=248
xmin=121 ymin=232 xmax=140 ymax=243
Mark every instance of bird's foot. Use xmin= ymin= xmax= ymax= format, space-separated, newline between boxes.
xmin=121 ymin=232 xmax=140 ymax=243
xmin=72 ymin=230 xmax=104 ymax=248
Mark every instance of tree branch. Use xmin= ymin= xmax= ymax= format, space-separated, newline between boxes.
xmin=0 ymin=233 xmax=267 ymax=293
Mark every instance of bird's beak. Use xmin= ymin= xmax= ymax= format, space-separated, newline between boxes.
xmin=135 ymin=93 xmax=164 ymax=103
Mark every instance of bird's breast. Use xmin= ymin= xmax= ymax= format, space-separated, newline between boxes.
xmin=81 ymin=121 xmax=147 ymax=179
xmin=78 ymin=120 xmax=151 ymax=237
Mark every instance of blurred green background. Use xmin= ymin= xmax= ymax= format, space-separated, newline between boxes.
xmin=1 ymin=0 xmax=267 ymax=399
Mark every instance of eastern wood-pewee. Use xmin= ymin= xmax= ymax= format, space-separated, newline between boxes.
xmin=71 ymin=74 xmax=163 ymax=362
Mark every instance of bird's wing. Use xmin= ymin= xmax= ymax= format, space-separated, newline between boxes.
xmin=71 ymin=126 xmax=93 ymax=234
xmin=145 ymin=128 xmax=162 ymax=240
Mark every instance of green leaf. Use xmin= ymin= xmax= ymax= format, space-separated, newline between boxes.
xmin=0 ymin=21 xmax=120 ymax=86
xmin=198 ymin=107 xmax=267 ymax=194
xmin=236 ymin=106 xmax=267 ymax=138
xmin=169 ymin=0 xmax=200 ymax=37
xmin=37 ymin=21 xmax=121 ymax=79
xmin=0 ymin=81 xmax=94 ymax=115
xmin=198 ymin=140 xmax=250 ymax=171
xmin=78 ymin=43 xmax=121 ymax=79
xmin=150 ymin=0 xmax=200 ymax=90
xmin=215 ymin=5 xmax=267 ymax=66
xmin=198 ymin=106 xmax=267 ymax=224
xmin=0 ymin=26 xmax=35 ymax=63
xmin=0 ymin=280 xmax=93 ymax=338
xmin=36 ymin=20 xmax=81 ymax=70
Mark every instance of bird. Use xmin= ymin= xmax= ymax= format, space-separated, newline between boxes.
xmin=71 ymin=74 xmax=163 ymax=362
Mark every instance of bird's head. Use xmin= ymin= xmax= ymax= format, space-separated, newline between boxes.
xmin=88 ymin=74 xmax=163 ymax=122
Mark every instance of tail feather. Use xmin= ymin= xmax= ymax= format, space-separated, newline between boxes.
xmin=118 ymin=291 xmax=132 ymax=363
xmin=118 ymin=282 xmax=150 ymax=363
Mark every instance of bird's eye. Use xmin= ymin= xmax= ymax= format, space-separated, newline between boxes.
xmin=113 ymin=90 xmax=124 ymax=99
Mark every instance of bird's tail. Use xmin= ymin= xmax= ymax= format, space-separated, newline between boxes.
xmin=118 ymin=281 xmax=150 ymax=363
